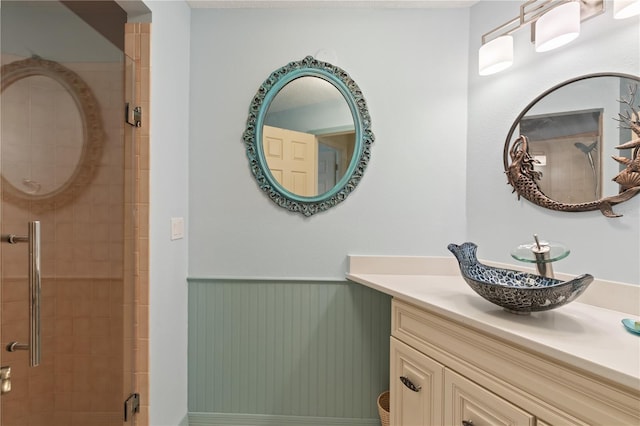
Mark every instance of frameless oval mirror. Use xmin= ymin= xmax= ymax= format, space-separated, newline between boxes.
xmin=243 ymin=56 xmax=374 ymax=216
xmin=1 ymin=56 xmax=104 ymax=209
xmin=504 ymin=73 xmax=640 ymax=218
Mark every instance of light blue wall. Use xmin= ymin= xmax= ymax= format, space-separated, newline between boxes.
xmin=467 ymin=1 xmax=640 ymax=284
xmin=173 ymin=1 xmax=639 ymax=424
xmin=186 ymin=7 xmax=469 ymax=423
xmin=145 ymin=1 xmax=191 ymax=425
xmin=265 ymin=98 xmax=353 ymax=134
xmin=188 ymin=8 xmax=470 ymax=280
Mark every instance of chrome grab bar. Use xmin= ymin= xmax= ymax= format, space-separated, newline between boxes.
xmin=4 ymin=221 xmax=41 ymax=367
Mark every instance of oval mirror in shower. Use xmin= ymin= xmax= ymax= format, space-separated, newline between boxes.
xmin=1 ymin=56 xmax=104 ymax=209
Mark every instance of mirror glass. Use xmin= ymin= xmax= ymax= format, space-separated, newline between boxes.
xmin=263 ymin=76 xmax=355 ymax=197
xmin=243 ymin=56 xmax=374 ymax=216
xmin=1 ymin=56 xmax=104 ymax=209
xmin=504 ymin=73 xmax=640 ymax=217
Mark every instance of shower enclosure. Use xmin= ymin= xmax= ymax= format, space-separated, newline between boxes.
xmin=0 ymin=1 xmax=145 ymax=424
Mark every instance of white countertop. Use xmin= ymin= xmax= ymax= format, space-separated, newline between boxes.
xmin=346 ymin=256 xmax=640 ymax=392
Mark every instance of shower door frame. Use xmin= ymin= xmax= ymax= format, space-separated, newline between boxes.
xmin=0 ymin=10 xmax=150 ymax=426
xmin=124 ymin=21 xmax=151 ymax=426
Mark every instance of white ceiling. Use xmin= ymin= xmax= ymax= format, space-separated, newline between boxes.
xmin=186 ymin=0 xmax=479 ymax=8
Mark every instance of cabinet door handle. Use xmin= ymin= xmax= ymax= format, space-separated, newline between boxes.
xmin=399 ymin=376 xmax=421 ymax=392
xmin=462 ymin=421 xmax=474 ymax=426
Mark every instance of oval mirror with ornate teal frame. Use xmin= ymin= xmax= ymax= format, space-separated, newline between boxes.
xmin=243 ymin=56 xmax=374 ymax=216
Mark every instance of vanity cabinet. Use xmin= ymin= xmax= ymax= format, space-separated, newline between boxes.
xmin=390 ymin=338 xmax=443 ymax=425
xmin=389 ymin=298 xmax=639 ymax=426
xmin=391 ymin=337 xmax=535 ymax=426
xmin=443 ymin=369 xmax=534 ymax=426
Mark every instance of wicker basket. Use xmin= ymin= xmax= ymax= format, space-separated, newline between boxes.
xmin=377 ymin=391 xmax=390 ymax=426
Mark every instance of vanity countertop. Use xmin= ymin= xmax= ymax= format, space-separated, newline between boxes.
xmin=346 ymin=256 xmax=640 ymax=392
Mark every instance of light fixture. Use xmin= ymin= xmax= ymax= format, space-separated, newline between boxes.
xmin=479 ymin=35 xmax=513 ymax=76
xmin=614 ymin=0 xmax=640 ymax=19
xmin=535 ymin=1 xmax=581 ymax=52
xmin=478 ymin=0 xmax=604 ymax=76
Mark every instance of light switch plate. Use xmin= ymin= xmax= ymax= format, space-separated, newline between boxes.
xmin=170 ymin=217 xmax=184 ymax=240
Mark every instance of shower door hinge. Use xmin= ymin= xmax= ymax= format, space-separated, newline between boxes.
xmin=125 ymin=103 xmax=142 ymax=127
xmin=124 ymin=392 xmax=140 ymax=422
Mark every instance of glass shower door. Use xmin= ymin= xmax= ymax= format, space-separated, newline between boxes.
xmin=0 ymin=1 xmax=137 ymax=425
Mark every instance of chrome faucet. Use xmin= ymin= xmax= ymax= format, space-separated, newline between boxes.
xmin=531 ymin=234 xmax=554 ymax=278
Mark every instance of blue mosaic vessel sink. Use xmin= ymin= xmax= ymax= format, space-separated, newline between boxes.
xmin=447 ymin=242 xmax=593 ymax=314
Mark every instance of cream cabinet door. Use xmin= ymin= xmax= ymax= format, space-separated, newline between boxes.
xmin=444 ymin=369 xmax=535 ymax=426
xmin=390 ymin=337 xmax=444 ymax=426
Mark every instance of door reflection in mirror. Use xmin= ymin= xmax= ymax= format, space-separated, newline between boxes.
xmin=263 ymin=76 xmax=355 ymax=197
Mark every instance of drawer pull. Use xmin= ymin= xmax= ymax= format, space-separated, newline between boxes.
xmin=400 ymin=376 xmax=421 ymax=392
xmin=462 ymin=421 xmax=474 ymax=426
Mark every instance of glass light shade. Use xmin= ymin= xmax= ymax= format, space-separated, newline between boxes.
xmin=535 ymin=1 xmax=581 ymax=53
xmin=478 ymin=35 xmax=514 ymax=76
xmin=614 ymin=0 xmax=640 ymax=19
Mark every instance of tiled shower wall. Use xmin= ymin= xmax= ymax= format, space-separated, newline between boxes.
xmin=1 ymin=54 xmax=126 ymax=425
